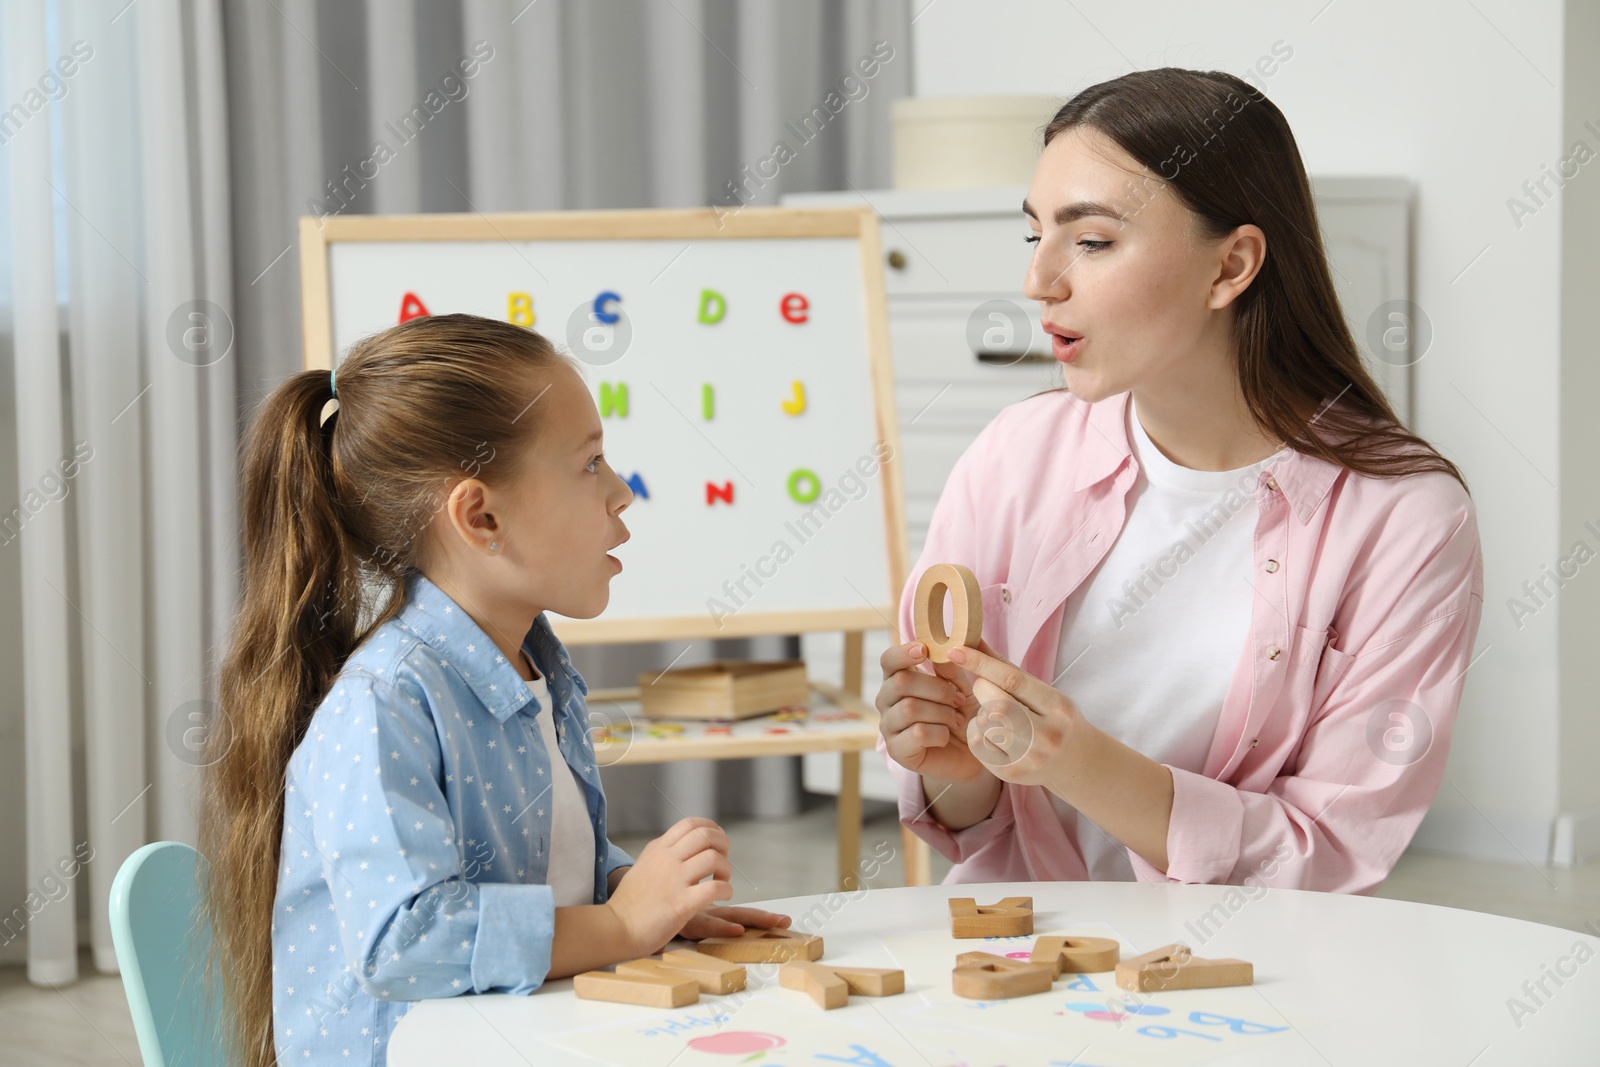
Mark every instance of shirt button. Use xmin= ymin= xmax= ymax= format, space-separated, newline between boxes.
xmin=1264 ymin=560 xmax=1279 ymax=573
xmin=1267 ymin=646 xmax=1282 ymax=660
xmin=1265 ymin=477 xmax=1279 ymax=492
xmin=1001 ymin=588 xmax=1011 ymax=603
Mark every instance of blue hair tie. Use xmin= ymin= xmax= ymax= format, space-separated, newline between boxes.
xmin=330 ymin=366 xmax=337 ymax=397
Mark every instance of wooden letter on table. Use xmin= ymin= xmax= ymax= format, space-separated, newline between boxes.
xmin=951 ymin=952 xmax=1055 ymax=1000
xmin=615 ymin=950 xmax=747 ymax=994
xmin=1029 ymin=935 xmax=1120 ymax=975
xmin=695 ymin=927 xmax=825 ymax=963
xmin=1114 ymin=943 xmax=1253 ymax=992
xmin=948 ymin=896 xmax=1034 ymax=938
xmin=573 ymin=967 xmax=700 ymax=1007
xmin=779 ymin=961 xmax=906 ymax=1009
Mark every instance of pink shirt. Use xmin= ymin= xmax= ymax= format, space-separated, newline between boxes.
xmin=884 ymin=389 xmax=1485 ymax=893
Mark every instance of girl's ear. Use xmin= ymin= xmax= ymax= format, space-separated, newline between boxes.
xmin=443 ymin=478 xmax=498 ymax=550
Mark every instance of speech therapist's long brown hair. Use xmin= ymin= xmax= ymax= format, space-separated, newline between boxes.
xmin=199 ymin=314 xmax=573 ymax=1067
xmin=1039 ymin=67 xmax=1466 ymax=490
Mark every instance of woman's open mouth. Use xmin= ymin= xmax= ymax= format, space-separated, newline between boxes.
xmin=1053 ymin=332 xmax=1083 ymax=363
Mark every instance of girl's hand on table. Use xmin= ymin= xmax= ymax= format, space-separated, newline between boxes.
xmin=946 ymin=644 xmax=1086 ymax=788
xmin=678 ymin=905 xmax=792 ymax=940
xmin=605 ymin=816 xmax=734 ymax=956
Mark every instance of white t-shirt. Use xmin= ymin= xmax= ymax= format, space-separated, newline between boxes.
xmin=524 ymin=662 xmax=597 ymax=907
xmin=1048 ymin=397 xmax=1284 ymax=879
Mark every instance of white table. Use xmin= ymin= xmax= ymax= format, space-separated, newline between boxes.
xmin=388 ymin=880 xmax=1600 ymax=1066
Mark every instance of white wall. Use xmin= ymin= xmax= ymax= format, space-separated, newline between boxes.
xmin=912 ymin=0 xmax=1587 ymax=864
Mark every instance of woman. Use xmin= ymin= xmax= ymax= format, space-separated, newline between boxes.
xmin=875 ymin=68 xmax=1483 ymax=893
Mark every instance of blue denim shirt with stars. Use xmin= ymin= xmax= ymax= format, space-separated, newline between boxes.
xmin=270 ymin=570 xmax=633 ymax=1065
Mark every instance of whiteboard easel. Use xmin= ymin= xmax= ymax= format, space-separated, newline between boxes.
xmin=299 ymin=208 xmax=907 ymax=655
xmin=299 ymin=207 xmax=916 ymax=887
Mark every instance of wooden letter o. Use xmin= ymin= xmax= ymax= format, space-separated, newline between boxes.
xmin=912 ymin=563 xmax=983 ymax=664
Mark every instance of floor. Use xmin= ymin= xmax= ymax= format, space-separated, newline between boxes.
xmin=5 ymin=800 xmax=1598 ymax=1066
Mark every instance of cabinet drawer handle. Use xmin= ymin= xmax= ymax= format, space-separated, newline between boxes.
xmin=974 ymin=349 xmax=1052 ymax=366
xmin=886 ymin=249 xmax=908 ymax=270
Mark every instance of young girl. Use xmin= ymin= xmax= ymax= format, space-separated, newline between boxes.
xmin=201 ymin=314 xmax=790 ymax=1066
xmin=877 ymin=68 xmax=1484 ymax=892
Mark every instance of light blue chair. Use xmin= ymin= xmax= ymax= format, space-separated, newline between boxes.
xmin=109 ymin=841 xmax=227 ymax=1067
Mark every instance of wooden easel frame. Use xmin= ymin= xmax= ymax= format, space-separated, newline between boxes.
xmin=298 ymin=206 xmax=908 ymax=647
xmin=841 ymin=632 xmax=932 ymax=888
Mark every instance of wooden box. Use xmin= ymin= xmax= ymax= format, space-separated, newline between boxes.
xmin=637 ymin=660 xmax=810 ymax=721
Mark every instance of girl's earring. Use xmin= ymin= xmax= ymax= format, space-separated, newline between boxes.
xmin=489 ymin=541 xmax=499 ymax=553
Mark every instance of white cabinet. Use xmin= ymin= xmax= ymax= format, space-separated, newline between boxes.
xmin=782 ymin=180 xmax=1413 ymax=802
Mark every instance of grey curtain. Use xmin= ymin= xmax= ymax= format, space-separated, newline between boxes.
xmin=222 ymin=0 xmax=913 ymax=831
xmin=2 ymin=0 xmax=238 ymax=982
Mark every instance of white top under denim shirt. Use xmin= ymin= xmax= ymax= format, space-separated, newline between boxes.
xmin=524 ymin=669 xmax=597 ymax=906
xmin=271 ymin=570 xmax=633 ymax=1066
